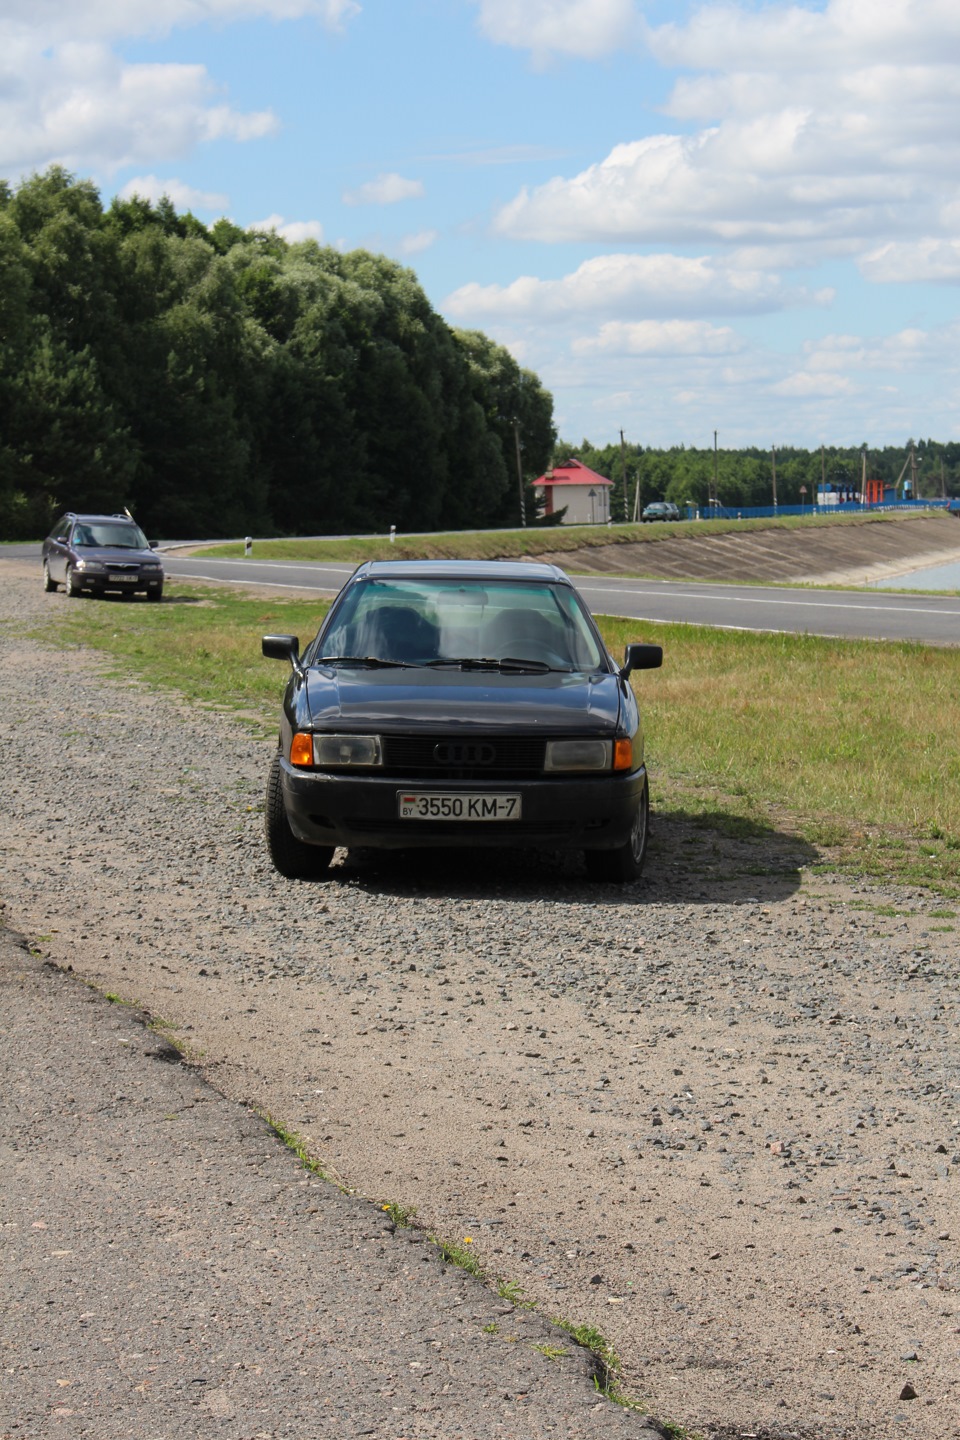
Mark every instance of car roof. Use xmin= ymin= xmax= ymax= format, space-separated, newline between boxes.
xmin=350 ymin=558 xmax=573 ymax=585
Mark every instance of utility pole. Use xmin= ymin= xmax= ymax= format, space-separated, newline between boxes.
xmin=620 ymin=430 xmax=629 ymax=522
xmin=714 ymin=430 xmax=718 ymax=503
xmin=821 ymin=444 xmax=825 ymax=503
xmin=512 ymin=418 xmax=526 ymax=527
xmin=771 ymin=446 xmax=777 ymax=509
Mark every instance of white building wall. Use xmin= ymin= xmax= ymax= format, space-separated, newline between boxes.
xmin=539 ymin=484 xmax=610 ymax=524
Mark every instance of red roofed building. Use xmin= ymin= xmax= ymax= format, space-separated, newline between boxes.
xmin=532 ymin=458 xmax=612 ymax=525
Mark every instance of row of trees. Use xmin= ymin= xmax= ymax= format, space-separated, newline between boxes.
xmin=560 ymin=438 xmax=960 ymax=521
xmin=0 ymin=168 xmax=556 ymax=540
xmin=5 ymin=169 xmax=954 ymax=542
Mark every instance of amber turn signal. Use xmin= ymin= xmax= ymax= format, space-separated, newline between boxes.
xmin=290 ymin=732 xmax=314 ymax=767
xmin=613 ymin=738 xmax=633 ymax=771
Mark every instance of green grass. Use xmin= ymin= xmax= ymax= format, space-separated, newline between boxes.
xmin=37 ymin=575 xmax=960 ymax=894
xmin=600 ymin=613 xmax=960 ymax=894
xmin=259 ymin=1111 xmax=346 ymax=1189
xmin=188 ymin=508 xmax=921 ymax=565
xmin=40 ymin=585 xmax=330 ymax=733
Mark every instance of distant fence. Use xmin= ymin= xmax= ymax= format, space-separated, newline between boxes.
xmin=684 ymin=499 xmax=955 ymax=521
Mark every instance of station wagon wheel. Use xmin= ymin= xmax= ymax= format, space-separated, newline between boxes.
xmin=42 ymin=561 xmax=57 ymax=592
xmin=64 ymin=565 xmax=82 ymax=598
xmin=585 ymin=775 xmax=649 ymax=883
xmin=265 ymin=751 xmax=334 ymax=880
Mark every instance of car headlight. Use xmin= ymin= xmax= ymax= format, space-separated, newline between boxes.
xmin=76 ymin=559 xmax=105 ymax=573
xmin=290 ymin=732 xmax=382 ymax=768
xmin=544 ymin=739 xmax=611 ymax=772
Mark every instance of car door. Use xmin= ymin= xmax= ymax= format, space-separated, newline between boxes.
xmin=45 ymin=518 xmax=71 ymax=582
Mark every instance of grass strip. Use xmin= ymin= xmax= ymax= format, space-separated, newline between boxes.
xmin=186 ymin=509 xmax=928 ymax=565
xmin=34 ymin=580 xmax=960 ymax=894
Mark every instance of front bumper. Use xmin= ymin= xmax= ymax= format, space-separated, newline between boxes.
xmin=81 ymin=571 xmax=164 ymax=595
xmin=278 ymin=757 xmax=647 ymax=853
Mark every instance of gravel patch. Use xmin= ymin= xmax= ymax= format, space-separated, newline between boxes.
xmin=2 ymin=561 xmax=959 ymax=1439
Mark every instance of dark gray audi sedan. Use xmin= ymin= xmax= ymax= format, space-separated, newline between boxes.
xmin=262 ymin=559 xmax=662 ymax=883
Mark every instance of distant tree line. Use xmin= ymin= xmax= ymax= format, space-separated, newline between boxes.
xmin=0 ymin=167 xmax=556 ymax=540
xmin=560 ymin=438 xmax=960 ymax=522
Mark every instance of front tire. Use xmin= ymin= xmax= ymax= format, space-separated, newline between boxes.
xmin=146 ymin=586 xmax=163 ymax=603
xmin=265 ymin=751 xmax=334 ymax=880
xmin=64 ymin=565 xmax=82 ymax=598
xmin=43 ymin=561 xmax=57 ymax=592
xmin=585 ymin=776 xmax=649 ymax=883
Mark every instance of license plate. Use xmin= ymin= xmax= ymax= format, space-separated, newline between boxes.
xmin=109 ymin=573 xmax=137 ymax=582
xmin=398 ymin=792 xmax=521 ymax=821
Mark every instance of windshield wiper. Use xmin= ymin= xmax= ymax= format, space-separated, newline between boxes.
xmin=424 ymin=656 xmax=569 ymax=674
xmin=314 ymin=654 xmax=422 ymax=669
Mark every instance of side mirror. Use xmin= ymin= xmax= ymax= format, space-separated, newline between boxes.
xmin=262 ymin=634 xmax=302 ymax=674
xmin=621 ymin=642 xmax=663 ymax=680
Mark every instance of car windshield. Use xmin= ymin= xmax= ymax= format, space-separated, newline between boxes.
xmin=73 ymin=522 xmax=149 ymax=549
xmin=318 ymin=577 xmax=606 ymax=671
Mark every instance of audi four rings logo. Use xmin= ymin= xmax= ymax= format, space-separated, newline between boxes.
xmin=434 ymin=742 xmax=496 ymax=765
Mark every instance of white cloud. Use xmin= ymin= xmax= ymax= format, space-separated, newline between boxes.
xmin=250 ymin=213 xmax=325 ymax=243
xmin=1 ymin=0 xmax=359 ymax=46
xmin=0 ymin=0 xmax=356 ymax=179
xmin=859 ymin=238 xmax=960 ymax=283
xmin=573 ymin=320 xmax=743 ymax=357
xmin=473 ymin=0 xmax=639 ymax=62
xmin=342 ymin=173 xmax=425 ymax=206
xmin=119 ymin=173 xmax=228 ymax=210
xmin=649 ymin=0 xmax=960 ymax=74
xmin=398 ymin=229 xmax=438 ymax=255
xmin=446 ymin=252 xmax=824 ymax=322
xmin=768 ymin=320 xmax=960 ymax=400
xmin=0 ymin=43 xmax=278 ymax=176
xmin=494 ymin=1 xmax=960 ymax=258
xmin=770 ymin=371 xmax=862 ymax=398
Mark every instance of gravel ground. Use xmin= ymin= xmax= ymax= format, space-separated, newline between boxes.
xmin=2 ymin=561 xmax=959 ymax=1440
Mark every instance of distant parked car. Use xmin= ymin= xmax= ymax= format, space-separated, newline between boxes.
xmin=261 ymin=559 xmax=663 ymax=883
xmin=641 ymin=502 xmax=681 ymax=522
xmin=42 ymin=512 xmax=164 ymax=601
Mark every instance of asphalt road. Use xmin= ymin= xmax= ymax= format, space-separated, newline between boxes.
xmin=160 ymin=552 xmax=960 ymax=646
xmin=7 ymin=544 xmax=960 ymax=645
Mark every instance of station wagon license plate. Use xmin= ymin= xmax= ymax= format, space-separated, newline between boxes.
xmin=398 ymin=792 xmax=521 ymax=821
xmin=109 ymin=573 xmax=137 ymax=582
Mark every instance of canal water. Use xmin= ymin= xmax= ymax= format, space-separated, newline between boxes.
xmin=869 ymin=557 xmax=960 ymax=591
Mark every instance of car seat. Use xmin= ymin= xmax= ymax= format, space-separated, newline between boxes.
xmin=366 ymin=606 xmax=439 ymax=662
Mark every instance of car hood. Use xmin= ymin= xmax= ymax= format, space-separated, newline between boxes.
xmin=303 ymin=666 xmax=624 ymax=734
xmin=79 ymin=546 xmax=157 ymax=563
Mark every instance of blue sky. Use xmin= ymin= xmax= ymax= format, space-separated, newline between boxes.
xmin=4 ymin=0 xmax=960 ymax=450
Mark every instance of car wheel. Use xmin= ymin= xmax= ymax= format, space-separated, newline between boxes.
xmin=147 ymin=586 xmax=163 ymax=602
xmin=64 ymin=565 xmax=82 ymax=598
xmin=42 ymin=561 xmax=57 ymax=592
xmin=265 ymin=751 xmax=334 ymax=880
xmin=584 ymin=776 xmax=649 ymax=883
